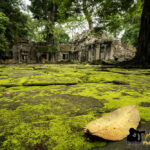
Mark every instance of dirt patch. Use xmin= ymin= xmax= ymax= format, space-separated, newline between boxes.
xmin=96 ymin=69 xmax=130 ymax=75
xmin=49 ymin=94 xmax=104 ymax=116
xmin=23 ymin=83 xmax=78 ymax=86
xmin=12 ymin=72 xmax=42 ymax=78
xmin=121 ymin=92 xmax=131 ymax=96
xmin=140 ymin=102 xmax=150 ymax=107
xmin=105 ymin=80 xmax=129 ymax=85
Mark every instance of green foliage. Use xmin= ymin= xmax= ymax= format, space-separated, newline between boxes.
xmin=0 ymin=0 xmax=29 ymax=52
xmin=104 ymin=13 xmax=124 ymax=37
xmin=121 ymin=0 xmax=142 ymax=47
xmin=54 ymin=24 xmax=70 ymax=43
xmin=26 ymin=17 xmax=70 ymax=43
xmin=94 ymin=0 xmax=142 ymax=37
xmin=64 ymin=15 xmax=87 ymax=38
xmin=91 ymin=27 xmax=105 ymax=37
xmin=121 ymin=22 xmax=140 ymax=48
xmin=29 ymin=0 xmax=72 ymax=42
xmin=26 ymin=16 xmax=45 ymax=42
xmin=0 ymin=12 xmax=9 ymax=52
xmin=6 ymin=9 xmax=28 ymax=44
xmin=60 ymin=0 xmax=141 ymax=37
xmin=70 ymin=0 xmax=106 ymax=30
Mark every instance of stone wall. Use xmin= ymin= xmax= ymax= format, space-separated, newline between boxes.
xmin=112 ymin=40 xmax=136 ymax=61
xmin=13 ymin=41 xmax=36 ymax=63
xmin=13 ymin=41 xmax=57 ymax=64
xmin=66 ymin=30 xmax=135 ymax=63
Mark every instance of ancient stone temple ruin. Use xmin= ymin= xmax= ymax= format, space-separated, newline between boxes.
xmin=12 ymin=31 xmax=136 ymax=64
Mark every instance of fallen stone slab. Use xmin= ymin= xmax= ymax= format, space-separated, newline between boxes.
xmin=84 ymin=105 xmax=140 ymax=141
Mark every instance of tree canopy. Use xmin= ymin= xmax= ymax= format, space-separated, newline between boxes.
xmin=0 ymin=0 xmax=29 ymax=53
xmin=121 ymin=0 xmax=142 ymax=47
xmin=28 ymin=0 xmax=73 ymax=42
xmin=0 ymin=12 xmax=9 ymax=52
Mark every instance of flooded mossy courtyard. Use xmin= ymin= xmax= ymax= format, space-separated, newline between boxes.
xmin=0 ymin=64 xmax=150 ymax=150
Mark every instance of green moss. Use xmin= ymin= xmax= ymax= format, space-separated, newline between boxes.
xmin=0 ymin=64 xmax=150 ymax=149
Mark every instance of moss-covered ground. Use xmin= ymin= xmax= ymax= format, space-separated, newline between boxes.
xmin=0 ymin=64 xmax=150 ymax=150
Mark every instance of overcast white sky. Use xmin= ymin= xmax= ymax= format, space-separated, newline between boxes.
xmin=24 ymin=0 xmax=31 ymax=5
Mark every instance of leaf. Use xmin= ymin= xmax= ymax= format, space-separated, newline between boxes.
xmin=84 ymin=105 xmax=140 ymax=141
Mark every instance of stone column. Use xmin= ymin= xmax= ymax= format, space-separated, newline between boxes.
xmin=46 ymin=53 xmax=49 ymax=62
xmin=37 ymin=52 xmax=41 ymax=63
xmin=96 ymin=44 xmax=100 ymax=60
xmin=78 ymin=51 xmax=82 ymax=62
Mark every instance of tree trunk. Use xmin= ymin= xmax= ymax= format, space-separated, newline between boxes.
xmin=135 ymin=0 xmax=150 ymax=65
xmin=45 ymin=21 xmax=54 ymax=44
xmin=88 ymin=19 xmax=93 ymax=30
xmin=46 ymin=4 xmax=56 ymax=44
xmin=82 ymin=0 xmax=93 ymax=30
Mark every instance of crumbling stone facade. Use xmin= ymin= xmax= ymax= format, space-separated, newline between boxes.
xmin=13 ymin=41 xmax=56 ymax=63
xmin=56 ymin=31 xmax=136 ymax=63
xmin=12 ymin=31 xmax=136 ymax=64
xmin=70 ymin=31 xmax=114 ymax=62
